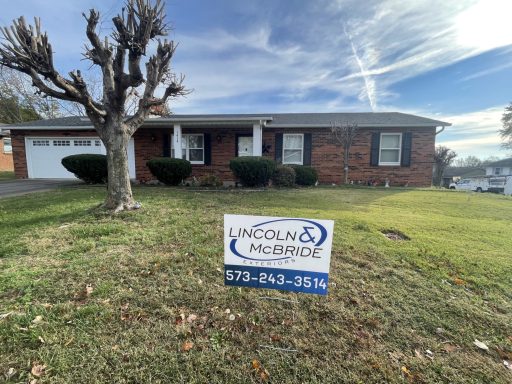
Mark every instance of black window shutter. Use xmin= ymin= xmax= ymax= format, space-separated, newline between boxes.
xmin=303 ymin=133 xmax=312 ymax=165
xmin=204 ymin=133 xmax=212 ymax=165
xmin=163 ymin=133 xmax=170 ymax=157
xmin=370 ymin=132 xmax=380 ymax=166
xmin=401 ymin=132 xmax=412 ymax=167
xmin=275 ymin=133 xmax=283 ymax=163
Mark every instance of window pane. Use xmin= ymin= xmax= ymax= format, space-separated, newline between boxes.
xmin=4 ymin=138 xmax=12 ymax=152
xmin=189 ymin=149 xmax=203 ymax=162
xmin=238 ymin=137 xmax=253 ymax=156
xmin=284 ymin=149 xmax=302 ymax=164
xmin=188 ymin=135 xmax=203 ymax=149
xmin=380 ymin=149 xmax=399 ymax=163
xmin=284 ymin=135 xmax=303 ymax=149
xmin=381 ymin=135 xmax=400 ymax=148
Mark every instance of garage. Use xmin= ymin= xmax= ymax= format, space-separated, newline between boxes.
xmin=25 ymin=137 xmax=136 ymax=179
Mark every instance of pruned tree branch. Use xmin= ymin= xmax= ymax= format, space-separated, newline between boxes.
xmin=0 ymin=16 xmax=107 ymax=120
xmin=125 ymin=39 xmax=188 ymax=131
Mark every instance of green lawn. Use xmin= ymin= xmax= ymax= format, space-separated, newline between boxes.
xmin=0 ymin=171 xmax=15 ymax=181
xmin=1 ymin=186 xmax=511 ymax=383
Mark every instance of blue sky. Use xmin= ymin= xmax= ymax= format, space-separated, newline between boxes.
xmin=1 ymin=0 xmax=512 ymax=158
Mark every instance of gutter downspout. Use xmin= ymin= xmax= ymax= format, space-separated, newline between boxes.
xmin=435 ymin=125 xmax=445 ymax=135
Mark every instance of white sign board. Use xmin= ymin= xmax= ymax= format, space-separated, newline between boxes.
xmin=224 ymin=214 xmax=334 ymax=295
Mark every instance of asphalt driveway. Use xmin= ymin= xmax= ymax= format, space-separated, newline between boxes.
xmin=0 ymin=179 xmax=82 ymax=199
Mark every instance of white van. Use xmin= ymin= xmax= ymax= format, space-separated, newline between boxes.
xmin=504 ymin=176 xmax=512 ymax=196
xmin=449 ymin=176 xmax=507 ymax=193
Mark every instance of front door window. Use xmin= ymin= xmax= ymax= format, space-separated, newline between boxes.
xmin=238 ymin=136 xmax=253 ymax=157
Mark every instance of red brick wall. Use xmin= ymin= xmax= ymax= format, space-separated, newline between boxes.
xmin=12 ymin=127 xmax=436 ymax=187
xmin=134 ymin=126 xmax=435 ymax=186
xmin=263 ymin=127 xmax=435 ymax=186
xmin=0 ymin=138 xmax=14 ymax=171
xmin=133 ymin=127 xmax=254 ymax=182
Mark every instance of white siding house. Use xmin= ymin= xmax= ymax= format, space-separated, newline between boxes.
xmin=485 ymin=158 xmax=512 ymax=176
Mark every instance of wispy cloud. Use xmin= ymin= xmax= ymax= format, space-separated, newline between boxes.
xmin=437 ymin=106 xmax=507 ymax=157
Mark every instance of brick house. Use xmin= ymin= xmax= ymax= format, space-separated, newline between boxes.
xmin=5 ymin=112 xmax=450 ymax=186
xmin=0 ymin=129 xmax=14 ymax=172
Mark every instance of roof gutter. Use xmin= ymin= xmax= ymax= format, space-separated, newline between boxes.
xmin=268 ymin=123 xmax=452 ymax=128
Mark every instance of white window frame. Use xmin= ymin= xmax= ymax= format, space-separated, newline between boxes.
xmin=171 ymin=133 xmax=205 ymax=165
xmin=378 ymin=133 xmax=402 ymax=166
xmin=3 ymin=138 xmax=12 ymax=153
xmin=282 ymin=133 xmax=304 ymax=165
xmin=494 ymin=167 xmax=502 ymax=175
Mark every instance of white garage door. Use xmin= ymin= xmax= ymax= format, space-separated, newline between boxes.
xmin=26 ymin=137 xmax=136 ymax=179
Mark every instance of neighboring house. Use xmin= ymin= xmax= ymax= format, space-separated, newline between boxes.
xmin=0 ymin=128 xmax=14 ymax=172
xmin=441 ymin=166 xmax=486 ymax=188
xmin=4 ymin=112 xmax=450 ymax=186
xmin=485 ymin=158 xmax=512 ymax=176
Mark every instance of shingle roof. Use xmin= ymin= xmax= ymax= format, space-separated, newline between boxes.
xmin=3 ymin=112 xmax=450 ymax=129
xmin=443 ymin=167 xmax=486 ymax=178
xmin=485 ymin=158 xmax=512 ymax=167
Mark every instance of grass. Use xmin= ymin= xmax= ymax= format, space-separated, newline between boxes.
xmin=0 ymin=171 xmax=15 ymax=181
xmin=0 ymin=186 xmax=511 ymax=383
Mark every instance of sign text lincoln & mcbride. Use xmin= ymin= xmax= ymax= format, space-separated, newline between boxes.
xmin=224 ymin=214 xmax=334 ymax=295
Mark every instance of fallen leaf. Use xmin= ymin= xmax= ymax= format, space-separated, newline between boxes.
xmin=85 ymin=284 xmax=93 ymax=296
xmin=182 ymin=341 xmax=194 ymax=352
xmin=32 ymin=315 xmax=43 ymax=324
xmin=259 ymin=369 xmax=270 ymax=382
xmin=187 ymin=314 xmax=197 ymax=323
xmin=414 ymin=349 xmax=423 ymax=359
xmin=474 ymin=339 xmax=489 ymax=351
xmin=224 ymin=308 xmax=231 ymax=314
xmin=6 ymin=368 xmax=15 ymax=379
xmin=0 ymin=312 xmax=13 ymax=320
xmin=401 ymin=366 xmax=411 ymax=377
xmin=38 ymin=336 xmax=45 ymax=344
xmin=251 ymin=359 xmax=261 ymax=370
xmin=41 ymin=303 xmax=53 ymax=309
xmin=453 ymin=277 xmax=465 ymax=285
xmin=443 ymin=344 xmax=458 ymax=353
xmin=270 ymin=334 xmax=281 ymax=342
xmin=504 ymin=360 xmax=512 ymax=370
xmin=31 ymin=363 xmax=46 ymax=377
xmin=216 ymin=267 xmax=222 ymax=273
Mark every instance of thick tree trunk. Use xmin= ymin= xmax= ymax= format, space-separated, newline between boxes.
xmin=103 ymin=128 xmax=135 ymax=212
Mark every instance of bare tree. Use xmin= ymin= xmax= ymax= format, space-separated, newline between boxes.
xmin=433 ymin=145 xmax=457 ymax=186
xmin=0 ymin=67 xmax=61 ymax=122
xmin=0 ymin=0 xmax=187 ymax=212
xmin=331 ymin=121 xmax=359 ymax=184
xmin=454 ymin=155 xmax=482 ymax=168
xmin=500 ymin=103 xmax=512 ymax=150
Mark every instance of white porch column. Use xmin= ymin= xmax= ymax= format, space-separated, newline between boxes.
xmin=252 ymin=122 xmax=263 ymax=156
xmin=173 ymin=124 xmax=182 ymax=159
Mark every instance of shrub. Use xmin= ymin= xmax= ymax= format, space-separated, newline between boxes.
xmin=199 ymin=174 xmax=223 ymax=187
xmin=229 ymin=157 xmax=276 ymax=187
xmin=272 ymin=165 xmax=296 ymax=187
xmin=146 ymin=158 xmax=192 ymax=186
xmin=61 ymin=154 xmax=107 ymax=184
xmin=291 ymin=165 xmax=318 ymax=186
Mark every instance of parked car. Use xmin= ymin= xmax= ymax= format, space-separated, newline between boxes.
xmin=449 ymin=176 xmax=507 ymax=193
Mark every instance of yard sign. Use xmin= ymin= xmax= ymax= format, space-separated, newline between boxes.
xmin=224 ymin=214 xmax=334 ymax=295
